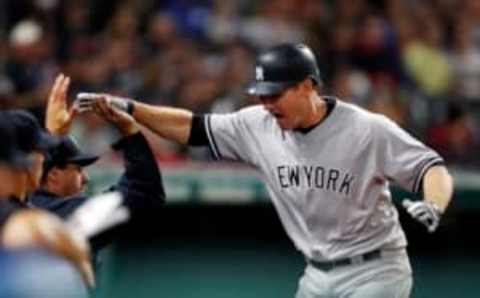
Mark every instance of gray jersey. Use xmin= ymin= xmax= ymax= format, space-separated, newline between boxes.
xmin=204 ymin=98 xmax=443 ymax=261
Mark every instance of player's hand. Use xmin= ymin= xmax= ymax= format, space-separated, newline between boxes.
xmin=93 ymin=96 xmax=139 ymax=136
xmin=75 ymin=93 xmax=134 ymax=115
xmin=46 ymin=73 xmax=77 ymax=134
xmin=402 ymin=199 xmax=442 ymax=233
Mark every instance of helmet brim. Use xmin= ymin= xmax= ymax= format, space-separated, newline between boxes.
xmin=246 ymin=81 xmax=298 ymax=96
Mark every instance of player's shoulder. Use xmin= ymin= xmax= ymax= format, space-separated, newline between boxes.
xmin=339 ymin=99 xmax=390 ymax=120
xmin=333 ymin=98 xmax=401 ymax=138
xmin=334 ymin=98 xmax=381 ymax=124
xmin=234 ymin=104 xmax=273 ymax=127
xmin=235 ymin=104 xmax=269 ymax=118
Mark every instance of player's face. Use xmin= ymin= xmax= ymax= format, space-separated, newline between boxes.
xmin=56 ymin=164 xmax=89 ymax=197
xmin=259 ymin=84 xmax=306 ymax=130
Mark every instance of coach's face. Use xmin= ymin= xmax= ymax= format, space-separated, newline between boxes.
xmin=259 ymin=80 xmax=310 ymax=130
xmin=56 ymin=163 xmax=89 ymax=197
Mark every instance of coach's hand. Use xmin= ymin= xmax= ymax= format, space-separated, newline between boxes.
xmin=76 ymin=93 xmax=134 ymax=115
xmin=46 ymin=73 xmax=77 ymax=134
xmin=93 ymin=96 xmax=139 ymax=136
xmin=402 ymin=199 xmax=442 ymax=233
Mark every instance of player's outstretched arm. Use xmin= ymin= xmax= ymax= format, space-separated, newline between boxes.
xmin=76 ymin=93 xmax=193 ymax=145
xmin=131 ymin=101 xmax=193 ymax=145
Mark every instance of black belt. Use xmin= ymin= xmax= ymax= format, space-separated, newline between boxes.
xmin=309 ymin=249 xmax=382 ymax=271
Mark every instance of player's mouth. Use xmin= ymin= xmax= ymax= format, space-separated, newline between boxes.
xmin=271 ymin=111 xmax=283 ymax=119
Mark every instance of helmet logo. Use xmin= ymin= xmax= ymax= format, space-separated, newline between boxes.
xmin=255 ymin=66 xmax=264 ymax=81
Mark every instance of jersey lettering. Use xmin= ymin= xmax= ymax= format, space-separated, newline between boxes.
xmin=277 ymin=165 xmax=354 ymax=195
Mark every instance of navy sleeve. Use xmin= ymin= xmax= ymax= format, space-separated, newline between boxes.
xmin=188 ymin=114 xmax=209 ymax=146
xmin=109 ymin=132 xmax=165 ymax=213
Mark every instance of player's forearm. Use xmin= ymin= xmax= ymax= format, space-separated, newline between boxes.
xmin=132 ymin=101 xmax=193 ymax=145
xmin=422 ymin=165 xmax=453 ymax=212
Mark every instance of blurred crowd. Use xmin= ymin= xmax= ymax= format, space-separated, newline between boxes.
xmin=0 ymin=0 xmax=479 ymax=166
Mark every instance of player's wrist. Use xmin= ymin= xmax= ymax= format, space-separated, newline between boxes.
xmin=126 ymin=99 xmax=135 ymax=115
xmin=424 ymin=200 xmax=443 ymax=215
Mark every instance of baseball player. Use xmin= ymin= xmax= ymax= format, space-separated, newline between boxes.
xmin=78 ymin=43 xmax=453 ymax=297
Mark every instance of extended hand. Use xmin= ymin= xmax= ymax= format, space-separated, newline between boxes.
xmin=46 ymin=74 xmax=77 ymax=134
xmin=402 ymin=199 xmax=442 ymax=233
xmin=75 ymin=93 xmax=134 ymax=114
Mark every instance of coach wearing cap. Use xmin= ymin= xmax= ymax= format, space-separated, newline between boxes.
xmin=29 ymin=74 xmax=165 ymax=254
xmin=31 ymin=136 xmax=98 ymax=216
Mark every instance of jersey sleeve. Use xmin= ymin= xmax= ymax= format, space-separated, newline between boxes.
xmin=374 ymin=115 xmax=444 ymax=193
xmin=204 ymin=112 xmax=256 ymax=164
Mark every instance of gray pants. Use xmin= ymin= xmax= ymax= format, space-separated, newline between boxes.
xmin=295 ymin=249 xmax=412 ymax=298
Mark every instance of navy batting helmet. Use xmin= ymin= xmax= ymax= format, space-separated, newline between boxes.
xmin=246 ymin=43 xmax=321 ymax=96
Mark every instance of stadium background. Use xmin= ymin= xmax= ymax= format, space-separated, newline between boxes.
xmin=1 ymin=0 xmax=479 ymax=297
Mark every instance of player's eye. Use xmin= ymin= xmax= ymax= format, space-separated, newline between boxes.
xmin=258 ymin=94 xmax=281 ymax=104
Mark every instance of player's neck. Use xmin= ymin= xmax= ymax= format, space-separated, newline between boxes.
xmin=301 ymin=93 xmax=327 ymax=129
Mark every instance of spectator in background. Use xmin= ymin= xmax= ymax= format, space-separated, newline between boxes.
xmin=5 ymin=20 xmax=57 ymax=114
xmin=401 ymin=4 xmax=452 ymax=97
xmin=448 ymin=15 xmax=480 ymax=101
xmin=426 ymin=104 xmax=477 ymax=164
xmin=330 ymin=67 xmax=371 ymax=106
xmin=322 ymin=22 xmax=356 ymax=82
xmin=242 ymin=0 xmax=305 ymax=48
xmin=352 ymin=14 xmax=406 ymax=86
xmin=211 ymin=42 xmax=254 ymax=113
xmin=56 ymin=0 xmax=93 ymax=62
xmin=333 ymin=0 xmax=367 ymax=25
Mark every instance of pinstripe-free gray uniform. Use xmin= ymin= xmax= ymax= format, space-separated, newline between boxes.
xmin=205 ymin=98 xmax=442 ymax=297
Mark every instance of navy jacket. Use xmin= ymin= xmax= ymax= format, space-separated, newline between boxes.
xmin=29 ymin=132 xmax=165 ymax=251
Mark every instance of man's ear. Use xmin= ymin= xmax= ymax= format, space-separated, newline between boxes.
xmin=298 ymin=78 xmax=314 ymax=92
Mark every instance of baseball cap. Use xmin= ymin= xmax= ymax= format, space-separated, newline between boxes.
xmin=0 ymin=115 xmax=31 ymax=167
xmin=7 ymin=109 xmax=60 ymax=153
xmin=246 ymin=43 xmax=321 ymax=96
xmin=43 ymin=136 xmax=99 ymax=172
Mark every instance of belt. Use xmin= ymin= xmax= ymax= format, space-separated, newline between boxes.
xmin=308 ymin=249 xmax=382 ymax=272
